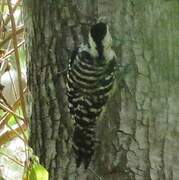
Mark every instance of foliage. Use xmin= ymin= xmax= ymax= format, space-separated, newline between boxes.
xmin=0 ymin=1 xmax=47 ymax=179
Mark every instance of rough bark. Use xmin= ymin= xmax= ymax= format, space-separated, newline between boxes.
xmin=24 ymin=0 xmax=179 ymax=179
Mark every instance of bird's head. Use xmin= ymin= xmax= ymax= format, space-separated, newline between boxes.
xmin=88 ymin=22 xmax=112 ymax=58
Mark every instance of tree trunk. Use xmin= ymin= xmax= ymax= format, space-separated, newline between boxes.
xmin=24 ymin=0 xmax=179 ymax=179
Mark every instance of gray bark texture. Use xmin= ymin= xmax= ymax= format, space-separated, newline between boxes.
xmin=24 ymin=0 xmax=179 ymax=179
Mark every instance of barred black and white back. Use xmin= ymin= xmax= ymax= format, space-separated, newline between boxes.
xmin=66 ymin=22 xmax=116 ymax=169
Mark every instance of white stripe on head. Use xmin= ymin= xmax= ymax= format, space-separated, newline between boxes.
xmin=88 ymin=33 xmax=98 ymax=57
xmin=102 ymin=26 xmax=116 ymax=60
xmin=102 ymin=26 xmax=112 ymax=49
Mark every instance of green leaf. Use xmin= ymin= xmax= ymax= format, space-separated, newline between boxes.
xmin=28 ymin=164 xmax=49 ymax=180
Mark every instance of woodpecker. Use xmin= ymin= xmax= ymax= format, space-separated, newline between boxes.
xmin=66 ymin=22 xmax=116 ymax=169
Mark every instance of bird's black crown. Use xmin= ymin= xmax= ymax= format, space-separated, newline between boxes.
xmin=90 ymin=22 xmax=107 ymax=44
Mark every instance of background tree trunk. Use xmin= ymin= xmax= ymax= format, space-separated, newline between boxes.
xmin=24 ymin=0 xmax=179 ymax=179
